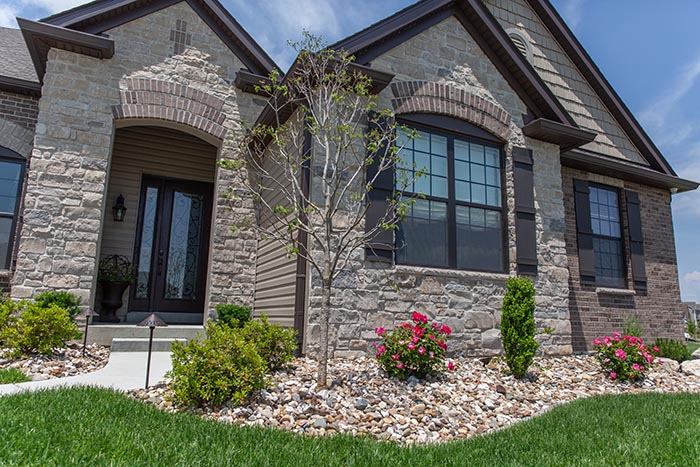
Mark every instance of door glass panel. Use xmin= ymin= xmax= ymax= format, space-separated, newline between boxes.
xmin=135 ymin=187 xmax=158 ymax=299
xmin=165 ymin=191 xmax=204 ymax=300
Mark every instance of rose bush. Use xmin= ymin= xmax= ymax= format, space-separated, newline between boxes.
xmin=373 ymin=311 xmax=455 ymax=379
xmin=593 ymin=332 xmax=659 ymax=381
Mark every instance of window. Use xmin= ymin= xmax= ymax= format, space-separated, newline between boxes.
xmin=0 ymin=147 xmax=25 ymax=270
xmin=395 ymin=124 xmax=505 ymax=272
xmin=589 ymin=184 xmax=625 ymax=288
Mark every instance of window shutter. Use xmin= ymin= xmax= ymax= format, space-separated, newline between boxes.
xmin=573 ymin=179 xmax=596 ymax=285
xmin=513 ymin=147 xmax=537 ymax=276
xmin=365 ymin=114 xmax=394 ymax=262
xmin=625 ymin=190 xmax=647 ymax=291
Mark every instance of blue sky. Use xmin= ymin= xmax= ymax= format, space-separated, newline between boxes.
xmin=1 ymin=0 xmax=699 ymax=301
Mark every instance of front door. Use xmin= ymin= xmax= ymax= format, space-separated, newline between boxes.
xmin=130 ymin=176 xmax=214 ymax=318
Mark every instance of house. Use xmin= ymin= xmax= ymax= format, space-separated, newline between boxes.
xmin=0 ymin=0 xmax=696 ymax=355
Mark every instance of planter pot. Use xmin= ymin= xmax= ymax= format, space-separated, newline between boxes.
xmin=98 ymin=280 xmax=131 ymax=323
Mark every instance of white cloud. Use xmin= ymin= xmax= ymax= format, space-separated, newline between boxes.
xmin=682 ymin=271 xmax=700 ymax=302
xmin=19 ymin=0 xmax=86 ymax=15
xmin=559 ymin=0 xmax=585 ymax=32
xmin=0 ymin=4 xmax=19 ymax=27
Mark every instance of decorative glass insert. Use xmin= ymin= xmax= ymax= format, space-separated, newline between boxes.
xmin=135 ymin=187 xmax=159 ymax=299
xmin=589 ymin=185 xmax=625 ymax=287
xmin=165 ymin=191 xmax=204 ymax=300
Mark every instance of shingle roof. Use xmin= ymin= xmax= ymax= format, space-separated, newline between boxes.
xmin=0 ymin=27 xmax=39 ymax=83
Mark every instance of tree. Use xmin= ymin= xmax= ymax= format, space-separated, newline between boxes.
xmin=222 ymin=34 xmax=416 ymax=387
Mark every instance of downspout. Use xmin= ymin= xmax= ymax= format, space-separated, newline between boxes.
xmin=293 ymin=128 xmax=312 ymax=353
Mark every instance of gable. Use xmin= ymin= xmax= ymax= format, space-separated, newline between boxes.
xmin=484 ymin=0 xmax=648 ymax=166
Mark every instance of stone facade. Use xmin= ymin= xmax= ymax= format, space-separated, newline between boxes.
xmin=562 ymin=167 xmax=684 ymax=351
xmin=10 ymin=2 xmax=263 ymax=316
xmin=304 ymin=16 xmax=572 ymax=357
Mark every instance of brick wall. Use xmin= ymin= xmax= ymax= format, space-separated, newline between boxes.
xmin=562 ymin=166 xmax=684 ymax=351
xmin=0 ymin=91 xmax=39 ymax=131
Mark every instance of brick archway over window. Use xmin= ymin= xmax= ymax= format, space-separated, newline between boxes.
xmin=112 ymin=78 xmax=228 ymax=141
xmin=390 ymin=81 xmax=511 ymax=141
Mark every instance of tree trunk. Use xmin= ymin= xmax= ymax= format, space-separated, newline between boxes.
xmin=317 ymin=278 xmax=331 ymax=387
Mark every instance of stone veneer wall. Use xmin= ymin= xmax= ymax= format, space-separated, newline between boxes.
xmin=562 ymin=167 xmax=685 ymax=351
xmin=304 ymin=16 xmax=572 ymax=357
xmin=11 ymin=2 xmax=263 ymax=316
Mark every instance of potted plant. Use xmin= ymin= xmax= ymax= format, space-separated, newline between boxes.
xmin=97 ymin=255 xmax=134 ymax=323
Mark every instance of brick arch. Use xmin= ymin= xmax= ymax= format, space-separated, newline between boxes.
xmin=0 ymin=118 xmax=34 ymax=159
xmin=111 ymin=78 xmax=228 ymax=141
xmin=390 ymin=81 xmax=511 ymax=141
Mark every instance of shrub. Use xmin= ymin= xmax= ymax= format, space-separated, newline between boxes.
xmin=215 ymin=304 xmax=252 ymax=328
xmin=622 ymin=315 xmax=643 ymax=338
xmin=240 ymin=315 xmax=297 ymax=371
xmin=34 ymin=291 xmax=83 ymax=317
xmin=0 ymin=298 xmax=21 ymax=347
xmin=167 ymin=323 xmax=267 ymax=407
xmin=593 ymin=333 xmax=658 ymax=381
xmin=0 ymin=302 xmax=81 ymax=356
xmin=687 ymin=320 xmax=698 ymax=339
xmin=501 ymin=276 xmax=539 ymax=378
xmin=654 ymin=338 xmax=692 ymax=363
xmin=374 ymin=311 xmax=455 ymax=379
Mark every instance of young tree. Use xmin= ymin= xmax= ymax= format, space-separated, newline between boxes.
xmin=222 ymin=35 xmax=416 ymax=387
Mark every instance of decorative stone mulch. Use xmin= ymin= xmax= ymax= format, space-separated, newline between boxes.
xmin=129 ymin=354 xmax=700 ymax=444
xmin=0 ymin=344 xmax=111 ymax=381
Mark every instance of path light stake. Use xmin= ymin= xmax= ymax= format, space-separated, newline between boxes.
xmin=137 ymin=314 xmax=168 ymax=389
xmin=75 ymin=309 xmax=100 ymax=357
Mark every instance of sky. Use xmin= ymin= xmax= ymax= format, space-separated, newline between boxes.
xmin=1 ymin=0 xmax=699 ymax=301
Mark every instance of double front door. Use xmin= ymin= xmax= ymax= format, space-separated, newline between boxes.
xmin=130 ymin=176 xmax=214 ymax=316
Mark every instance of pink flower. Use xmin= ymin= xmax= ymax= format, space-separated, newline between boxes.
xmin=401 ymin=322 xmax=412 ymax=329
xmin=418 ymin=347 xmax=426 ymax=355
xmin=437 ymin=341 xmax=447 ymax=350
xmin=407 ymin=343 xmax=416 ymax=350
xmin=413 ymin=326 xmax=425 ymax=337
xmin=615 ymin=349 xmax=627 ymax=361
xmin=429 ymin=351 xmax=435 ymax=360
xmin=653 ymin=346 xmax=660 ymax=353
xmin=432 ymin=323 xmax=439 ymax=330
xmin=612 ymin=332 xmax=621 ymax=338
xmin=396 ymin=362 xmax=404 ymax=369
xmin=447 ymin=361 xmax=456 ymax=371
xmin=603 ymin=358 xmax=611 ymax=363
xmin=411 ymin=336 xmax=420 ymax=344
xmin=593 ymin=338 xmax=603 ymax=346
xmin=377 ymin=345 xmax=386 ymax=355
xmin=609 ymin=372 xmax=617 ymax=380
xmin=392 ymin=354 xmax=400 ymax=361
xmin=428 ymin=334 xmax=435 ymax=340
xmin=440 ymin=325 xmax=452 ymax=335
xmin=632 ymin=363 xmax=641 ymax=371
xmin=412 ymin=312 xmax=428 ymax=324
xmin=375 ymin=327 xmax=386 ymax=336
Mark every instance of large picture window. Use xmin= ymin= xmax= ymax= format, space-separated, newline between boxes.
xmin=0 ymin=147 xmax=25 ymax=270
xmin=395 ymin=124 xmax=505 ymax=272
xmin=589 ymin=184 xmax=625 ymax=288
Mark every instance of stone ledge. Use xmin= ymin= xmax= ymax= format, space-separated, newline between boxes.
xmin=393 ymin=265 xmax=511 ymax=282
xmin=595 ymin=287 xmax=636 ymax=296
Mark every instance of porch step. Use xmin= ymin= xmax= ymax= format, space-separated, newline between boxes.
xmin=111 ymin=338 xmax=187 ymax=352
xmin=85 ymin=324 xmax=204 ymax=347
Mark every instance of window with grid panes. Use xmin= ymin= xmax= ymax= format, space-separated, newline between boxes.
xmin=589 ymin=184 xmax=626 ymax=288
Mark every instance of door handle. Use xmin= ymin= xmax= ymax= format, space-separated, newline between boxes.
xmin=157 ymin=249 xmax=164 ymax=276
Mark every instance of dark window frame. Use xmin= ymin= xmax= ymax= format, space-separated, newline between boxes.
xmin=395 ymin=118 xmax=508 ymax=273
xmin=0 ymin=146 xmax=26 ymax=271
xmin=588 ymin=182 xmax=627 ymax=288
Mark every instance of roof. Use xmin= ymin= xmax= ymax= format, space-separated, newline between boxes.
xmin=0 ymin=27 xmax=39 ymax=83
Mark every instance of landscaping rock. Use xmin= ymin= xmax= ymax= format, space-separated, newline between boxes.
xmin=680 ymin=359 xmax=700 ymax=377
xmin=655 ymin=357 xmax=680 ymax=372
xmin=0 ymin=344 xmax=110 ymax=381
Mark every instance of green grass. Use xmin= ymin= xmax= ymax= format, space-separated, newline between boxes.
xmin=687 ymin=341 xmax=700 ymax=355
xmin=0 ymin=368 xmax=30 ymax=384
xmin=1 ymin=387 xmax=699 ymax=466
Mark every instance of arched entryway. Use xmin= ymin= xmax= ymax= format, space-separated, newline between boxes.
xmin=98 ymin=125 xmax=218 ymax=324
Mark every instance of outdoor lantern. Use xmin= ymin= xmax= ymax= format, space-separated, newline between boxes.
xmin=75 ymin=308 xmax=100 ymax=357
xmin=137 ymin=313 xmax=168 ymax=389
xmin=112 ymin=194 xmax=127 ymax=222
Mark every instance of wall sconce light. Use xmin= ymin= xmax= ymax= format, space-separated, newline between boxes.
xmin=113 ymin=194 xmax=127 ymax=222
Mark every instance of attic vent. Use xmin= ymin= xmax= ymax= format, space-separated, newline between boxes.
xmin=506 ymin=29 xmax=533 ymax=63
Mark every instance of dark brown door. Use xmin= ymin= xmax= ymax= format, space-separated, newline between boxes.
xmin=130 ymin=176 xmax=213 ymax=315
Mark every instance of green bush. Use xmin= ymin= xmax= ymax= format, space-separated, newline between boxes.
xmin=167 ymin=323 xmax=267 ymax=407
xmin=34 ymin=291 xmax=83 ymax=317
xmin=622 ymin=315 xmax=644 ymax=338
xmin=0 ymin=302 xmax=81 ymax=356
xmin=215 ymin=304 xmax=251 ymax=328
xmin=687 ymin=320 xmax=698 ymax=339
xmin=654 ymin=338 xmax=692 ymax=363
xmin=501 ymin=276 xmax=539 ymax=378
xmin=0 ymin=298 xmax=21 ymax=347
xmin=241 ymin=315 xmax=297 ymax=371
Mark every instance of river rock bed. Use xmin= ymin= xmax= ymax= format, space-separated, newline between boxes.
xmin=0 ymin=344 xmax=110 ymax=381
xmin=130 ymin=355 xmax=700 ymax=444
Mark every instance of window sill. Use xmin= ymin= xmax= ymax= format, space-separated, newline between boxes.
xmin=595 ymin=287 xmax=636 ymax=296
xmin=0 ymin=269 xmax=11 ymax=277
xmin=394 ymin=264 xmax=510 ymax=282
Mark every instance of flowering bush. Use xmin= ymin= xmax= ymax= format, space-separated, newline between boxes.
xmin=593 ymin=332 xmax=659 ymax=381
xmin=373 ymin=312 xmax=455 ymax=379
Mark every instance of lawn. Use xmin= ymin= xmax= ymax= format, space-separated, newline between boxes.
xmin=0 ymin=388 xmax=699 ymax=466
xmin=0 ymin=368 xmax=30 ymax=384
xmin=688 ymin=341 xmax=700 ymax=355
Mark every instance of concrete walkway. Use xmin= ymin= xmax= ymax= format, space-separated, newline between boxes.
xmin=0 ymin=351 xmax=173 ymax=396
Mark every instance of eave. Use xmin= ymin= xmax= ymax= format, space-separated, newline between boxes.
xmin=0 ymin=76 xmax=42 ymax=97
xmin=522 ymin=118 xmax=596 ymax=152
xmin=17 ymin=18 xmax=114 ymax=84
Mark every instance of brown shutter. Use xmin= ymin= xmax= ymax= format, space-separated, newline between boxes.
xmin=365 ymin=114 xmax=394 ymax=262
xmin=573 ymin=179 xmax=596 ymax=285
xmin=625 ymin=190 xmax=647 ymax=290
xmin=513 ymin=147 xmax=537 ymax=276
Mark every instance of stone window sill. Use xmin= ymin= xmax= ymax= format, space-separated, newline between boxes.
xmin=0 ymin=270 xmax=11 ymax=278
xmin=595 ymin=287 xmax=636 ymax=296
xmin=394 ymin=264 xmax=511 ymax=282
